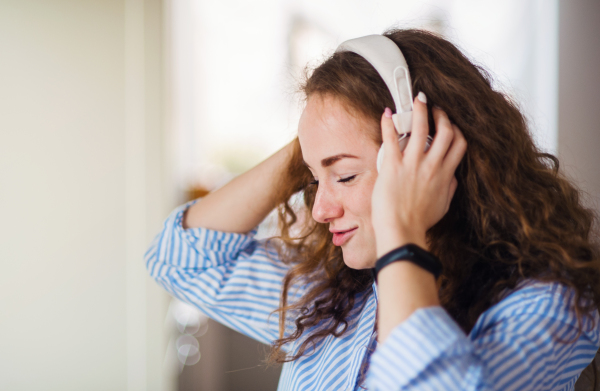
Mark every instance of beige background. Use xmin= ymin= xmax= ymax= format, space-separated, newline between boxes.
xmin=0 ymin=1 xmax=175 ymax=390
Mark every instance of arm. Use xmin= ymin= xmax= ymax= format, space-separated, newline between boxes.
xmin=147 ymin=141 xmax=302 ymax=346
xmin=371 ymin=94 xmax=466 ymax=342
xmin=146 ymin=201 xmax=302 ymax=347
xmin=183 ymin=141 xmax=295 ymax=233
xmin=365 ymin=281 xmax=600 ymax=390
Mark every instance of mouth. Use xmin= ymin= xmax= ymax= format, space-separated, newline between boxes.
xmin=331 ymin=227 xmax=358 ymax=246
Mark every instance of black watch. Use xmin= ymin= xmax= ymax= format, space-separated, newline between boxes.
xmin=371 ymin=244 xmax=442 ymax=282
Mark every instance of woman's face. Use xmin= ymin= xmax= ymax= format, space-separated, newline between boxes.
xmin=298 ymin=94 xmax=380 ymax=269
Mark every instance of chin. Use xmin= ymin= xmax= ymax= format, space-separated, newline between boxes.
xmin=341 ymin=248 xmax=375 ymax=270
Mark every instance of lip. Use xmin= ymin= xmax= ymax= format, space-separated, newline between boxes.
xmin=331 ymin=227 xmax=358 ymax=246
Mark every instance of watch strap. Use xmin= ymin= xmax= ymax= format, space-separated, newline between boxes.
xmin=374 ymin=244 xmax=442 ymax=281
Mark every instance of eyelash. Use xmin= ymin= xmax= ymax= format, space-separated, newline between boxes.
xmin=309 ymin=175 xmax=357 ymax=186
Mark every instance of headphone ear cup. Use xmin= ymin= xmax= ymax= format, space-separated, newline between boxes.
xmin=376 ymin=135 xmax=434 ymax=172
xmin=424 ymin=135 xmax=433 ymax=152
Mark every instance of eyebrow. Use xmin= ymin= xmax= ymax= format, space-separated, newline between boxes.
xmin=303 ymin=154 xmax=359 ymax=168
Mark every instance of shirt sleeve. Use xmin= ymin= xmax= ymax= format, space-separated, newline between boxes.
xmin=145 ymin=200 xmax=301 ymax=347
xmin=365 ymin=281 xmax=600 ymax=391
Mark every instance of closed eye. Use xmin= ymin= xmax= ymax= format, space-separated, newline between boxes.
xmin=309 ymin=175 xmax=357 ymax=187
xmin=338 ymin=175 xmax=356 ymax=183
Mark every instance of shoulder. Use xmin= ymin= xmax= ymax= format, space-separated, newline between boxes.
xmin=471 ymin=279 xmax=600 ymax=344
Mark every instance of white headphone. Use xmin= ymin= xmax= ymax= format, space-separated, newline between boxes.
xmin=335 ymin=35 xmax=432 ymax=172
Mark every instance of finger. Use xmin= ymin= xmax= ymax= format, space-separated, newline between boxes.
xmin=404 ymin=92 xmax=429 ymax=159
xmin=380 ymin=107 xmax=402 ymax=162
xmin=442 ymin=124 xmax=467 ymax=175
xmin=427 ymin=107 xmax=455 ymax=165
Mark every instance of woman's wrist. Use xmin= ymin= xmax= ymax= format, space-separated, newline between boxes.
xmin=376 ymin=258 xmax=439 ymax=343
xmin=375 ymin=226 xmax=427 ymax=259
xmin=375 ymin=244 xmax=442 ymax=282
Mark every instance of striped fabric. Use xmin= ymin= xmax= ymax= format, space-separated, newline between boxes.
xmin=146 ymin=200 xmax=600 ymax=390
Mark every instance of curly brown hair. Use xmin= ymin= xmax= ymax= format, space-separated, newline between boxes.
xmin=267 ymin=28 xmax=600 ymax=364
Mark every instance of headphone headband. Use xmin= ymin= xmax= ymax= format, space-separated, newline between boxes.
xmin=335 ymin=35 xmax=414 ymax=133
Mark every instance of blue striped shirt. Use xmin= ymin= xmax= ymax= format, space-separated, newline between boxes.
xmin=145 ymin=201 xmax=600 ymax=390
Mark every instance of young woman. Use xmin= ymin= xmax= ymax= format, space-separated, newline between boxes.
xmin=146 ymin=29 xmax=600 ymax=390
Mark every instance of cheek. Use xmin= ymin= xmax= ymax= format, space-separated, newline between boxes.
xmin=346 ymin=179 xmax=376 ymax=219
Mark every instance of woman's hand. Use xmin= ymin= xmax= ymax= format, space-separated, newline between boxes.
xmin=371 ymin=92 xmax=467 ymax=258
xmin=183 ymin=141 xmax=295 ymax=233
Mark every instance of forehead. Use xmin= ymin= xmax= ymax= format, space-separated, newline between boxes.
xmin=298 ymin=95 xmax=378 ymax=165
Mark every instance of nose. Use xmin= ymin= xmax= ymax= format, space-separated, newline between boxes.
xmin=311 ymin=184 xmax=343 ymax=224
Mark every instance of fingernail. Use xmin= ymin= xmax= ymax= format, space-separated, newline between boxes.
xmin=384 ymin=107 xmax=393 ymax=118
xmin=417 ymin=91 xmax=427 ymax=104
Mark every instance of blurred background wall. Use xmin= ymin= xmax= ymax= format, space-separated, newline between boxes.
xmin=171 ymin=0 xmax=561 ymax=195
xmin=558 ymin=1 xmax=600 ymax=211
xmin=0 ymin=1 xmax=598 ymax=391
xmin=0 ymin=0 xmax=176 ymax=390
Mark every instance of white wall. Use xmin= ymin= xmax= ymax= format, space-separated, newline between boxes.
xmin=0 ymin=1 xmax=176 ymax=390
